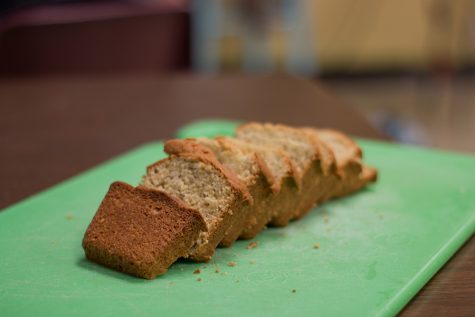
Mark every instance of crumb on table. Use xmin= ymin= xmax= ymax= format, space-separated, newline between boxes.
xmin=313 ymin=243 xmax=320 ymax=249
xmin=193 ymin=269 xmax=201 ymax=274
xmin=197 ymin=278 xmax=202 ymax=282
xmin=227 ymin=261 xmax=236 ymax=267
xmin=292 ymin=289 xmax=296 ymax=293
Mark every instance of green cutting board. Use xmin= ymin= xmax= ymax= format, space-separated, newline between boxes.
xmin=1 ymin=121 xmax=474 ymax=317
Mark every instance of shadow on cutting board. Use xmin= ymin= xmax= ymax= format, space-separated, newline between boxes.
xmin=76 ymin=258 xmax=150 ymax=283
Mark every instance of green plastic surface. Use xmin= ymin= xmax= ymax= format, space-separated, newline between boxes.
xmin=1 ymin=121 xmax=474 ymax=317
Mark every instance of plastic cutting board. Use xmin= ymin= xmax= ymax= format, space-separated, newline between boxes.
xmin=0 ymin=120 xmax=474 ymax=317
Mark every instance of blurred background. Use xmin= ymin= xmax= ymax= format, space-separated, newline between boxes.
xmin=1 ymin=0 xmax=474 ymax=152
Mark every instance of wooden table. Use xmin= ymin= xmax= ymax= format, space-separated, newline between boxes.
xmin=0 ymin=75 xmax=473 ymax=316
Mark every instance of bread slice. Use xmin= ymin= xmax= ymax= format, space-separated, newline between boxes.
xmin=236 ymin=123 xmax=325 ymax=226
xmin=304 ymin=128 xmax=377 ymax=200
xmin=165 ymin=137 xmax=272 ymax=247
xmin=207 ymin=136 xmax=300 ymax=239
xmin=142 ymin=149 xmax=251 ymax=262
xmin=82 ymin=181 xmax=207 ymax=279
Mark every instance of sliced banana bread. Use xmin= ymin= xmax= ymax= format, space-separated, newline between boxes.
xmin=83 ymin=123 xmax=378 ymax=279
xmin=82 ymin=181 xmax=207 ymax=279
xmin=236 ymin=123 xmax=325 ymax=226
xmin=165 ymin=137 xmax=272 ymax=247
xmin=210 ymin=136 xmax=300 ymax=239
xmin=142 ymin=149 xmax=250 ymax=262
xmin=305 ymin=128 xmax=377 ymax=200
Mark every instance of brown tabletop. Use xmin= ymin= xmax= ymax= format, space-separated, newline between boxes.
xmin=0 ymin=74 xmax=473 ymax=316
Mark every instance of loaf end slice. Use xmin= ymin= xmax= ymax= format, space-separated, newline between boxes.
xmin=82 ymin=181 xmax=207 ymax=279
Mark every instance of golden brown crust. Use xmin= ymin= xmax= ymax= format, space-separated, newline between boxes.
xmin=236 ymin=122 xmax=323 ymax=190
xmin=316 ymin=129 xmax=363 ymax=157
xmin=314 ymin=128 xmax=363 ymax=170
xmin=253 ymin=152 xmax=277 ymax=192
xmin=304 ymin=131 xmax=338 ymax=176
xmin=220 ymin=172 xmax=272 ymax=246
xmin=215 ymin=136 xmax=282 ymax=193
xmin=241 ymin=175 xmax=299 ymax=235
xmin=189 ymin=194 xmax=248 ymax=261
xmin=304 ymin=128 xmax=376 ymax=200
xmin=82 ymin=181 xmax=207 ymax=279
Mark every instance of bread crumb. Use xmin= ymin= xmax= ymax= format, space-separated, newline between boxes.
xmin=197 ymin=278 xmax=202 ymax=282
xmin=313 ymin=243 xmax=320 ymax=249
xmin=215 ymin=269 xmax=220 ymax=273
xmin=246 ymin=241 xmax=258 ymax=249
xmin=66 ymin=213 xmax=74 ymax=220
xmin=292 ymin=289 xmax=296 ymax=293
xmin=227 ymin=261 xmax=236 ymax=267
xmin=168 ymin=282 xmax=175 ymax=286
xmin=193 ymin=269 xmax=201 ymax=274
xmin=249 ymin=260 xmax=256 ymax=264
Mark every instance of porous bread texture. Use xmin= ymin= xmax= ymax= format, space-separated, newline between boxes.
xmin=144 ymin=157 xmax=234 ymax=222
xmin=164 ymin=138 xmax=272 ymax=247
xmin=209 ymin=136 xmax=300 ymax=239
xmin=236 ymin=123 xmax=319 ymax=186
xmin=237 ymin=123 xmax=325 ymax=226
xmin=142 ymin=154 xmax=248 ymax=261
xmin=82 ymin=181 xmax=207 ymax=279
xmin=161 ymin=138 xmax=252 ymax=203
xmin=195 ymin=137 xmax=260 ymax=186
xmin=199 ymin=137 xmax=274 ymax=246
xmin=215 ymin=137 xmax=292 ymax=192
